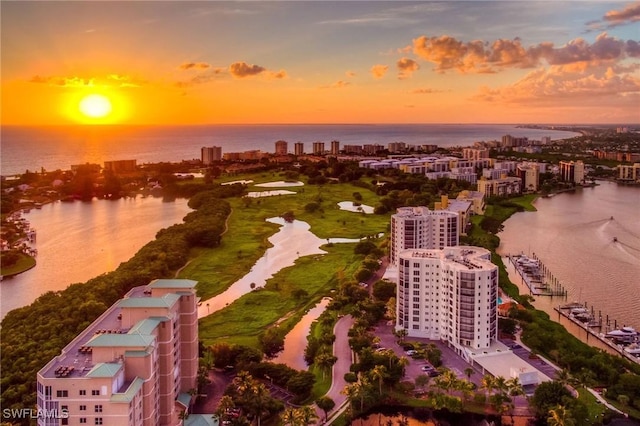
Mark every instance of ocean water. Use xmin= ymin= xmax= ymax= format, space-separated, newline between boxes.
xmin=0 ymin=124 xmax=579 ymax=176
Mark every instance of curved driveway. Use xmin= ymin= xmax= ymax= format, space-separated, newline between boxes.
xmin=316 ymin=314 xmax=354 ymax=420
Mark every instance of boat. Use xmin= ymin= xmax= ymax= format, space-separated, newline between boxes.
xmin=560 ymin=301 xmax=584 ymax=310
xmin=606 ymin=326 xmax=638 ymax=343
xmin=570 ymin=307 xmax=589 ymax=315
xmin=624 ymin=344 xmax=640 ymax=356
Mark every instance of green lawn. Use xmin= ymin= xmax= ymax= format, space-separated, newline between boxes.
xmin=198 ymin=242 xmax=366 ymax=348
xmin=0 ymin=253 xmax=36 ymax=277
xmin=180 ymin=174 xmax=389 ymax=301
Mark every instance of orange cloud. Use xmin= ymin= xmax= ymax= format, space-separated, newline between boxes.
xmin=28 ymin=74 xmax=143 ymax=88
xmin=229 ymin=61 xmax=266 ymax=78
xmin=179 ymin=62 xmax=211 ymax=70
xmin=397 ymin=57 xmax=419 ymax=79
xmin=604 ymin=2 xmax=640 ymax=25
xmin=175 ymin=68 xmax=226 ymax=87
xmin=412 ymin=33 xmax=637 ymax=74
xmin=472 ymin=66 xmax=640 ymax=107
xmin=370 ymin=64 xmax=389 ymax=79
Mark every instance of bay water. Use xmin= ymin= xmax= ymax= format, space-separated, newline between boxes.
xmin=497 ymin=181 xmax=640 ymax=331
xmin=0 ymin=196 xmax=192 ymax=320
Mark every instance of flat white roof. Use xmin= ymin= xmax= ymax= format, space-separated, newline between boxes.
xmin=470 ymin=347 xmax=553 ymax=384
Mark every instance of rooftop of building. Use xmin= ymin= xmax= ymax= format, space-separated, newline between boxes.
xmin=38 ymin=280 xmax=196 ymax=381
xmin=400 ymin=246 xmax=494 ymax=271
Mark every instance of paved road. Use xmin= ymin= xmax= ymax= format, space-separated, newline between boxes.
xmin=317 ymin=314 xmax=354 ymax=421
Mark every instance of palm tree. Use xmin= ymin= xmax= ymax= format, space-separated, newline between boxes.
xmin=233 ymin=371 xmax=255 ymax=396
xmin=555 ymin=368 xmax=572 ymax=386
xmin=434 ymin=369 xmax=458 ymax=395
xmin=458 ymin=379 xmax=475 ymax=409
xmin=547 ymin=405 xmax=575 ymax=426
xmin=249 ymin=383 xmax=271 ymax=426
xmin=281 ymin=407 xmax=298 ymax=426
xmin=481 ymin=374 xmax=497 ymax=399
xmin=296 ymin=405 xmax=319 ymax=425
xmin=315 ymin=352 xmax=337 ymax=380
xmin=397 ymin=356 xmax=410 ymax=376
xmin=370 ymin=365 xmax=388 ymax=395
xmin=342 ymin=378 xmax=372 ymax=412
xmin=315 ymin=396 xmax=335 ymax=422
xmin=216 ymin=395 xmax=235 ymax=421
xmin=464 ymin=367 xmax=475 ymax=381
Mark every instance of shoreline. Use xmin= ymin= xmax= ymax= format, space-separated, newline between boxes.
xmin=497 ymin=184 xmax=639 ymax=361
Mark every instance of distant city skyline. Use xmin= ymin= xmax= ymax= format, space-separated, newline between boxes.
xmin=1 ymin=1 xmax=639 ymax=125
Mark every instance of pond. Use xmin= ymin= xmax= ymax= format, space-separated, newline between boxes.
xmin=271 ymin=297 xmax=332 ymax=370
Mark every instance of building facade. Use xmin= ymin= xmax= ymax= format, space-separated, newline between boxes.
xmin=275 ymin=140 xmax=288 ymax=155
xmin=390 ymin=206 xmax=459 ymax=266
xmin=396 ymin=247 xmax=498 ymax=353
xmin=104 ymin=160 xmax=137 ymax=174
xmin=37 ymin=279 xmax=205 ymax=426
xmin=330 ymin=140 xmax=340 ymax=155
xmin=201 ymin=146 xmax=222 ymax=165
xmin=477 ymin=176 xmax=522 ymax=198
xmin=312 ymin=142 xmax=325 ymax=155
xmin=294 ymin=142 xmax=304 ymax=156
xmin=559 ymin=160 xmax=585 ymax=184
xmin=517 ymin=164 xmax=539 ymax=192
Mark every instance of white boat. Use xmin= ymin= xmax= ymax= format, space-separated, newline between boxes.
xmin=606 ymin=326 xmax=638 ymax=343
xmin=624 ymin=344 xmax=640 ymax=356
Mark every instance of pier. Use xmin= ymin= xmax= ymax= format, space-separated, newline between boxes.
xmin=555 ymin=303 xmax=640 ymax=365
xmin=508 ymin=253 xmax=567 ymax=297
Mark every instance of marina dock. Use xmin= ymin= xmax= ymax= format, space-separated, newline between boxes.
xmin=555 ymin=303 xmax=640 ymax=365
xmin=508 ymin=253 xmax=566 ymax=297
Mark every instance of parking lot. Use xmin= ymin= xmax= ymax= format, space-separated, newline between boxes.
xmin=373 ymin=321 xmax=486 ymax=388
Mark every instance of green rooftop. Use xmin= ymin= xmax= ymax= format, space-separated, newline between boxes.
xmin=111 ymin=378 xmax=145 ymax=403
xmin=148 ymin=279 xmax=197 ymax=289
xmin=86 ymin=363 xmax=122 ymax=378
xmin=118 ymin=293 xmax=181 ymax=308
xmin=128 ymin=317 xmax=167 ymax=335
xmin=87 ymin=333 xmax=155 ymax=348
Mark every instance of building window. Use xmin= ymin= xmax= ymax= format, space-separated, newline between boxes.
xmin=95 ymin=405 xmax=103 ymax=413
xmin=80 ymin=405 xmax=86 ymax=411
xmin=80 ymin=419 xmax=87 ymax=424
xmin=56 ymin=390 xmax=68 ymax=397
xmin=79 ymin=390 xmax=86 ymax=396
xmin=91 ymin=390 xmax=100 ymax=396
xmin=95 ymin=419 xmax=103 ymax=425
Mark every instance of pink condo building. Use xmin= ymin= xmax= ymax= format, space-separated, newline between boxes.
xmin=37 ymin=279 xmax=216 ymax=426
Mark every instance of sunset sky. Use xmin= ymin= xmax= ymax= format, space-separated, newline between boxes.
xmin=2 ymin=1 xmax=639 ymax=125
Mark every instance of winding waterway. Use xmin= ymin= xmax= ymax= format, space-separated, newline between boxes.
xmin=497 ymin=181 xmax=640 ymax=334
xmin=0 ymin=196 xmax=192 ymax=320
xmin=196 ymin=217 xmax=363 ymax=318
xmin=272 ymin=297 xmax=332 ymax=370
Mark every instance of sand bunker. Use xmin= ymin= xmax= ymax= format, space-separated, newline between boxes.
xmin=247 ymin=190 xmax=296 ymax=198
xmin=255 ymin=181 xmax=304 ymax=188
xmin=337 ymin=201 xmax=374 ymax=214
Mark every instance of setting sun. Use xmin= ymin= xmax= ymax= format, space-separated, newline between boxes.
xmin=79 ymin=94 xmax=112 ymax=118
